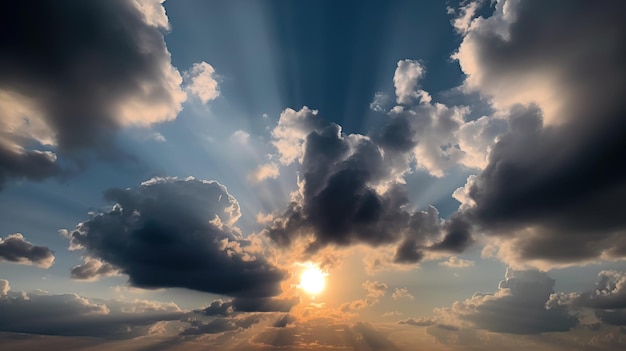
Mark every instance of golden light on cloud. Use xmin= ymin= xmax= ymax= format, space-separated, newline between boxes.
xmin=299 ymin=263 xmax=327 ymax=295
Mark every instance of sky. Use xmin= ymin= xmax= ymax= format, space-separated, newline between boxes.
xmin=1 ymin=0 xmax=626 ymax=350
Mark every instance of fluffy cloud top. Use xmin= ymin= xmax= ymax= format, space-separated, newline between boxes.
xmin=184 ymin=61 xmax=220 ymax=104
xmin=0 ymin=233 xmax=54 ymax=268
xmin=265 ymin=108 xmax=472 ymax=258
xmin=452 ymin=0 xmax=626 ymax=268
xmin=0 ymin=0 xmax=186 ymax=188
xmin=447 ymin=269 xmax=578 ymax=334
xmin=65 ymin=177 xmax=285 ymax=298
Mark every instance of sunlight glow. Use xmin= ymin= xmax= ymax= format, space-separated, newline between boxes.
xmin=299 ymin=264 xmax=326 ymax=295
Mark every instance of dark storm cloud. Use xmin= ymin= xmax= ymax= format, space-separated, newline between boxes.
xmin=0 ymin=284 xmax=182 ymax=338
xmin=266 ymin=116 xmax=470 ymax=258
xmin=447 ymin=269 xmax=578 ymax=334
xmin=0 ymin=0 xmax=185 ymax=188
xmin=0 ymin=233 xmax=54 ymax=268
xmin=454 ymin=0 xmax=626 ymax=265
xmin=196 ymin=297 xmax=298 ymax=316
xmin=65 ymin=177 xmax=285 ymax=298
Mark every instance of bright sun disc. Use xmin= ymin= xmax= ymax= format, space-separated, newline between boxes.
xmin=299 ymin=266 xmax=326 ymax=295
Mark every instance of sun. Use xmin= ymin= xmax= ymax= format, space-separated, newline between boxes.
xmin=299 ymin=264 xmax=326 ymax=295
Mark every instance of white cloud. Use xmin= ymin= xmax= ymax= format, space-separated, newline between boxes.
xmin=393 ymin=59 xmax=430 ymax=105
xmin=184 ymin=61 xmax=220 ymax=104
xmin=249 ymin=163 xmax=280 ymax=183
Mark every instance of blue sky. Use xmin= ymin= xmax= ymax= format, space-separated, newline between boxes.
xmin=1 ymin=1 xmax=626 ymax=350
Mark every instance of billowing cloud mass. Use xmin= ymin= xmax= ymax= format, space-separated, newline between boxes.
xmin=452 ymin=0 xmax=626 ymax=268
xmin=551 ymin=270 xmax=626 ymax=327
xmin=265 ymin=107 xmax=473 ymax=259
xmin=444 ymin=269 xmax=578 ymax=334
xmin=0 ymin=233 xmax=54 ymax=268
xmin=0 ymin=0 xmax=186 ymax=188
xmin=64 ymin=177 xmax=285 ymax=298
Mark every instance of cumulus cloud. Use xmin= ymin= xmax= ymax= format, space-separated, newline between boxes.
xmin=265 ymin=106 xmax=474 ymax=261
xmin=551 ymin=270 xmax=626 ymax=326
xmin=184 ymin=61 xmax=220 ymax=104
xmin=0 ymin=233 xmax=54 ymax=268
xmin=70 ymin=257 xmax=119 ymax=281
xmin=392 ymin=287 xmax=414 ymax=301
xmin=0 ymin=284 xmax=182 ymax=338
xmin=451 ymin=0 xmax=626 ymax=268
xmin=444 ymin=269 xmax=578 ymax=334
xmin=393 ymin=59 xmax=430 ymax=105
xmin=0 ymin=0 xmax=187 ymax=189
xmin=64 ymin=177 xmax=285 ymax=298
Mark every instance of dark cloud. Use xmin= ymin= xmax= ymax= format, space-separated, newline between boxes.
xmin=551 ymin=271 xmax=626 ymax=327
xmin=196 ymin=297 xmax=298 ymax=316
xmin=454 ymin=0 xmax=626 ymax=266
xmin=266 ymin=110 xmax=472 ymax=259
xmin=0 ymin=0 xmax=185 ymax=188
xmin=447 ymin=269 xmax=578 ymax=334
xmin=65 ymin=177 xmax=285 ymax=298
xmin=0 ymin=148 xmax=60 ymax=191
xmin=0 ymin=233 xmax=54 ymax=268
xmin=0 ymin=285 xmax=182 ymax=338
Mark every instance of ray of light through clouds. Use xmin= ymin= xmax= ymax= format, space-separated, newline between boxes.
xmin=1 ymin=0 xmax=626 ymax=350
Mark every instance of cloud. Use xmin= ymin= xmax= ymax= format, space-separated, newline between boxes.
xmin=392 ymin=287 xmax=414 ymax=301
xmin=550 ymin=270 xmax=626 ymax=326
xmin=265 ymin=107 xmax=473 ymax=259
xmin=0 ymin=233 xmax=54 ymax=268
xmin=393 ymin=59 xmax=430 ymax=105
xmin=444 ymin=269 xmax=578 ymax=334
xmin=398 ymin=317 xmax=436 ymax=327
xmin=0 ymin=0 xmax=186 ymax=188
xmin=70 ymin=257 xmax=119 ymax=281
xmin=197 ymin=297 xmax=299 ymax=317
xmin=452 ymin=0 xmax=626 ymax=268
xmin=0 ymin=284 xmax=182 ymax=338
xmin=449 ymin=0 xmax=484 ymax=34
xmin=0 ymin=279 xmax=8 ymax=296
xmin=248 ymin=163 xmax=279 ymax=183
xmin=369 ymin=92 xmax=390 ymax=112
xmin=64 ymin=177 xmax=285 ymax=298
xmin=271 ymin=106 xmax=324 ymax=165
xmin=363 ymin=280 xmax=388 ymax=299
xmin=439 ymin=256 xmax=475 ymax=268
xmin=184 ymin=61 xmax=220 ymax=104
